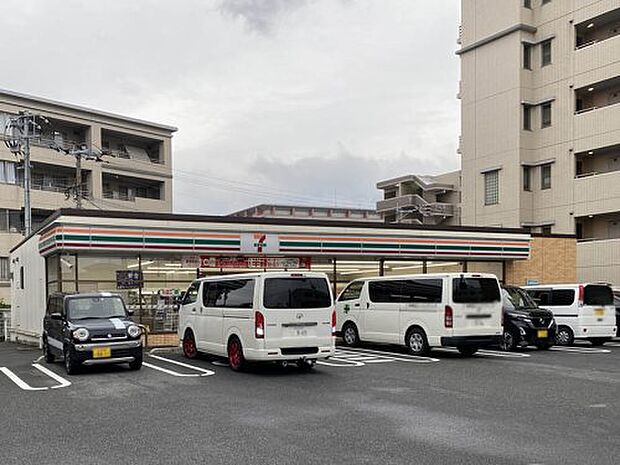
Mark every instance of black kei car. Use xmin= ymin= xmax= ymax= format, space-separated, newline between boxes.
xmin=500 ymin=285 xmax=556 ymax=351
xmin=42 ymin=292 xmax=143 ymax=374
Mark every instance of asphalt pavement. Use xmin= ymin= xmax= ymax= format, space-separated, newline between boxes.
xmin=0 ymin=340 xmax=619 ymax=465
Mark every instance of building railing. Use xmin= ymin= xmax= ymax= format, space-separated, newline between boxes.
xmin=575 ymin=99 xmax=620 ymax=115
xmin=377 ymin=194 xmax=455 ymax=217
xmin=103 ymin=190 xmax=136 ymax=202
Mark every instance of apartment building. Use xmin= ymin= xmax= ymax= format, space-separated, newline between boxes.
xmin=0 ymin=89 xmax=176 ymax=303
xmin=376 ymin=171 xmax=461 ymax=225
xmin=455 ymin=0 xmax=620 ymax=284
xmin=230 ymin=204 xmax=382 ymax=222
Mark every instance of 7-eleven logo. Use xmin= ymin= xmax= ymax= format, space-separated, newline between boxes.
xmin=253 ymin=234 xmax=267 ymax=253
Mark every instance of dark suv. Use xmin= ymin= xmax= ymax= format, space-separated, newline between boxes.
xmin=500 ymin=286 xmax=556 ymax=351
xmin=42 ymin=293 xmax=143 ymax=374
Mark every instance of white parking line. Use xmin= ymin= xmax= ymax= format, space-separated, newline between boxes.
xmin=549 ymin=346 xmax=610 ymax=354
xmin=339 ymin=347 xmax=440 ymax=363
xmin=434 ymin=348 xmax=531 ymax=358
xmin=32 ymin=364 xmax=72 ymax=389
xmin=143 ymin=354 xmax=215 ymax=377
xmin=317 ymin=358 xmax=365 ymax=367
xmin=0 ymin=364 xmax=72 ymax=391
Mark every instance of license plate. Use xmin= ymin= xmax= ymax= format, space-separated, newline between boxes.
xmin=295 ymin=329 xmax=308 ymax=337
xmin=595 ymin=308 xmax=604 ymax=316
xmin=537 ymin=330 xmax=548 ymax=339
xmin=92 ymin=347 xmax=111 ymax=358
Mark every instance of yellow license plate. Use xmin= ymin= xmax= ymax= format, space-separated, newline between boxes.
xmin=595 ymin=308 xmax=604 ymax=316
xmin=92 ymin=347 xmax=111 ymax=358
xmin=537 ymin=330 xmax=548 ymax=339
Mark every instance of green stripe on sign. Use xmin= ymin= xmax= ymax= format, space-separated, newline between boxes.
xmin=280 ymin=241 xmax=321 ymax=248
xmin=90 ymin=235 xmax=143 ymax=243
xmin=360 ymin=243 xmax=402 ymax=249
xmin=195 ymin=239 xmax=240 ymax=246
xmin=320 ymin=242 xmax=361 ymax=249
xmin=400 ymin=244 xmax=437 ymax=250
xmin=145 ymin=237 xmax=194 ymax=245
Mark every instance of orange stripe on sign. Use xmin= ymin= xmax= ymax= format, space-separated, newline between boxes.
xmin=279 ymin=235 xmax=526 ymax=246
xmin=47 ymin=227 xmax=239 ymax=239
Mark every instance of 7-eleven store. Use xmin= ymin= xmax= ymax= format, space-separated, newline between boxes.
xmin=9 ymin=209 xmax=575 ymax=345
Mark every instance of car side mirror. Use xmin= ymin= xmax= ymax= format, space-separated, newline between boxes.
xmin=50 ymin=312 xmax=63 ymax=320
xmin=126 ymin=309 xmax=135 ymax=316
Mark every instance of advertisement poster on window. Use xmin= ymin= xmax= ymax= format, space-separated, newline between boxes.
xmin=116 ymin=270 xmax=142 ymax=289
xmin=199 ymin=256 xmax=311 ymax=269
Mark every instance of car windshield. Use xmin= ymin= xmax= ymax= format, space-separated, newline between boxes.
xmin=66 ymin=296 xmax=127 ymax=320
xmin=452 ymin=277 xmax=500 ymax=303
xmin=263 ymin=277 xmax=331 ymax=309
xmin=503 ymin=287 xmax=537 ymax=310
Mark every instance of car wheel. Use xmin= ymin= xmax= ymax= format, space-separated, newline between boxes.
xmin=64 ymin=347 xmax=79 ymax=375
xmin=342 ymin=323 xmax=360 ymax=347
xmin=182 ymin=330 xmax=198 ymax=359
xmin=43 ymin=337 xmax=55 ymax=363
xmin=457 ymin=346 xmax=478 ymax=357
xmin=555 ymin=326 xmax=574 ymax=346
xmin=406 ymin=328 xmax=430 ymax=356
xmin=499 ymin=329 xmax=517 ymax=352
xmin=227 ymin=336 xmax=245 ymax=372
xmin=129 ymin=351 xmax=143 ymax=370
xmin=588 ymin=338 xmax=608 ymax=347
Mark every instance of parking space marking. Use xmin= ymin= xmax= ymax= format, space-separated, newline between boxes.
xmin=318 ymin=347 xmax=439 ymax=367
xmin=434 ymin=348 xmax=531 ymax=358
xmin=0 ymin=363 xmax=72 ymax=391
xmin=338 ymin=347 xmax=440 ymax=363
xmin=549 ymin=346 xmax=611 ymax=354
xmin=143 ymin=353 xmax=215 ymax=377
xmin=32 ymin=363 xmax=72 ymax=389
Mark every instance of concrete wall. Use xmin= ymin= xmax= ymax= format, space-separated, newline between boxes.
xmin=577 ymin=238 xmax=620 ymax=285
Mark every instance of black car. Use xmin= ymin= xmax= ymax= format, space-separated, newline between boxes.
xmin=42 ymin=292 xmax=143 ymax=374
xmin=500 ymin=285 xmax=556 ymax=351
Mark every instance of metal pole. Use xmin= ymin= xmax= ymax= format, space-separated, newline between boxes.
xmin=422 ymin=259 xmax=428 ymax=274
xmin=23 ymin=128 xmax=32 ymax=236
xmin=75 ymin=153 xmax=82 ymax=208
xmin=379 ymin=258 xmax=385 ymax=276
xmin=332 ymin=258 xmax=337 ymax=298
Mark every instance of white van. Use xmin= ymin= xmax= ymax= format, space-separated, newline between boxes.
xmin=335 ymin=273 xmax=503 ymax=356
xmin=523 ymin=283 xmax=617 ymax=346
xmin=178 ymin=272 xmax=336 ymax=370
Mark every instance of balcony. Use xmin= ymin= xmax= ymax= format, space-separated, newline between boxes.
xmin=376 ymin=194 xmax=455 ymax=217
xmin=575 ymin=76 xmax=620 ymax=115
xmin=573 ymin=170 xmax=620 ymax=217
xmin=575 ymin=144 xmax=620 ymax=178
xmin=102 ymin=173 xmax=163 ymax=203
xmin=575 ymin=8 xmax=620 ymax=50
xmin=102 ymin=129 xmax=163 ymax=164
xmin=574 ymin=87 xmax=620 ymax=140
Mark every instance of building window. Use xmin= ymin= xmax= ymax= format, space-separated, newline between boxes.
xmin=0 ymin=161 xmax=17 ymax=184
xmin=523 ymin=43 xmax=532 ymax=69
xmin=541 ymin=163 xmax=552 ymax=189
xmin=541 ymin=39 xmax=552 ymax=66
xmin=541 ymin=102 xmax=552 ymax=128
xmin=576 ymin=222 xmax=583 ymax=240
xmin=542 ymin=0 xmax=551 ymax=4
xmin=541 ymin=226 xmax=552 ymax=235
xmin=523 ymin=105 xmax=532 ymax=130
xmin=524 ymin=0 xmax=531 ymax=8
xmin=484 ymin=170 xmax=499 ymax=205
xmin=523 ymin=166 xmax=532 ymax=191
xmin=0 ymin=257 xmax=9 ymax=281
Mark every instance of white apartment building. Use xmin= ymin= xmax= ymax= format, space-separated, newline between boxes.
xmin=0 ymin=89 xmax=176 ymax=303
xmin=456 ymin=0 xmax=620 ymax=284
xmin=230 ymin=204 xmax=383 ymax=222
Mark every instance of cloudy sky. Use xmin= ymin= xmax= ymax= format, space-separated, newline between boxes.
xmin=0 ymin=0 xmax=461 ymax=214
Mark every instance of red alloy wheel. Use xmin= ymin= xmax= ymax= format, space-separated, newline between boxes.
xmin=228 ymin=339 xmax=243 ymax=371
xmin=183 ymin=332 xmax=197 ymax=359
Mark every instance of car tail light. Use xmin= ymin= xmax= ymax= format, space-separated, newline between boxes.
xmin=578 ymin=285 xmax=584 ymax=306
xmin=331 ymin=309 xmax=337 ymax=336
xmin=444 ymin=305 xmax=453 ymax=328
xmin=255 ymin=311 xmax=265 ymax=339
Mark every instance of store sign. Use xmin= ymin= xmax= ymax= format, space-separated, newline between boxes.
xmin=199 ymin=256 xmax=311 ymax=269
xmin=240 ymin=233 xmax=279 ymax=254
xmin=116 ymin=270 xmax=142 ymax=289
xmin=181 ymin=255 xmax=201 ymax=268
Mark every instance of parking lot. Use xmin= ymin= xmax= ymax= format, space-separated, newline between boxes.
xmin=1 ymin=340 xmax=619 ymax=465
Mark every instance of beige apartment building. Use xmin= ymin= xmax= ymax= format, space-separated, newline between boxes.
xmin=0 ymin=89 xmax=176 ymax=303
xmin=230 ymin=203 xmax=383 ymax=222
xmin=375 ymin=171 xmax=461 ymax=226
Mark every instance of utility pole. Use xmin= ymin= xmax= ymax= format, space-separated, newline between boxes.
xmin=75 ymin=152 xmax=82 ymax=209
xmin=23 ymin=127 xmax=32 ymax=235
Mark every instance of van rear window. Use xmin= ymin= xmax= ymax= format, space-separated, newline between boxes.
xmin=584 ymin=285 xmax=613 ymax=306
xmin=263 ymin=278 xmax=331 ymax=309
xmin=452 ymin=278 xmax=500 ymax=303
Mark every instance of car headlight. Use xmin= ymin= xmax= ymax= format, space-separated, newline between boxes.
xmin=127 ymin=325 xmax=141 ymax=338
xmin=73 ymin=328 xmax=89 ymax=342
